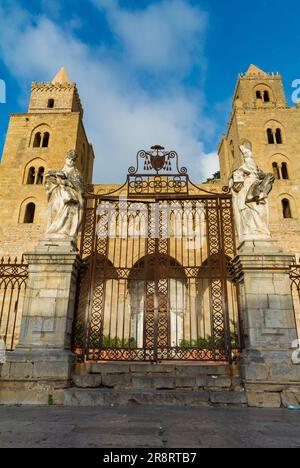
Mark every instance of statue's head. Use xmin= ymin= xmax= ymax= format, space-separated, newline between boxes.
xmin=239 ymin=139 xmax=253 ymax=160
xmin=66 ymin=149 xmax=77 ymax=167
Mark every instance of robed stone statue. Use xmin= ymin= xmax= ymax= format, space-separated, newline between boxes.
xmin=45 ymin=150 xmax=84 ymax=241
xmin=229 ymin=141 xmax=275 ymax=243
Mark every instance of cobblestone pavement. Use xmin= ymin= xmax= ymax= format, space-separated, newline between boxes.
xmin=0 ymin=406 xmax=300 ymax=448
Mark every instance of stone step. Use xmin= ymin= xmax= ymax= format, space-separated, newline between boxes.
xmin=64 ymin=388 xmax=247 ymax=407
xmin=72 ymin=373 xmax=243 ymax=391
xmin=75 ymin=362 xmax=236 ymax=378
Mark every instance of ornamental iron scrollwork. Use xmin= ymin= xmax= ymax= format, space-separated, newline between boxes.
xmin=127 ymin=145 xmax=189 ymax=197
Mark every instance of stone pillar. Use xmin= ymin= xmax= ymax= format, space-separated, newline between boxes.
xmin=233 ymin=240 xmax=300 ymax=408
xmin=0 ymin=240 xmax=81 ymax=404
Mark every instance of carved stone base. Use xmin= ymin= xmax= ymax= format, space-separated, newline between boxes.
xmin=0 ymin=248 xmax=81 ymax=404
xmin=233 ymin=243 xmax=300 ymax=407
xmin=36 ymin=236 xmax=78 ymax=253
xmin=238 ymin=239 xmax=282 ymax=254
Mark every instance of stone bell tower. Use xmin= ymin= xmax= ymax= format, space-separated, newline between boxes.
xmin=218 ymin=64 xmax=300 ymax=256
xmin=0 ymin=67 xmax=95 ymax=258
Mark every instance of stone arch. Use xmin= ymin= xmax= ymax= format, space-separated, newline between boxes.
xmin=269 ymin=154 xmax=291 ymax=180
xmin=277 ymin=193 xmax=297 ymax=220
xmin=23 ymin=158 xmax=47 ymax=184
xmin=29 ymin=124 xmax=51 ymax=148
xmin=18 ymin=197 xmax=38 ymax=224
xmin=254 ymin=83 xmax=273 ymax=103
xmin=264 ymin=120 xmax=285 ymax=144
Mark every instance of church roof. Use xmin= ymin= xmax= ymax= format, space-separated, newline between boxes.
xmin=51 ymin=67 xmax=70 ymax=84
xmin=246 ymin=64 xmax=269 ymax=76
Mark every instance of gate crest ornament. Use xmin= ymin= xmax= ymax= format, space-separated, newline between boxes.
xmin=127 ymin=146 xmax=189 ymax=196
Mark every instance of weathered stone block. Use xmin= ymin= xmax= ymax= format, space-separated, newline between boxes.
xmin=91 ymin=363 xmax=130 ymax=374
xmin=153 ymin=376 xmax=175 ymax=390
xmin=264 ymin=309 xmax=289 ymax=329
xmin=101 ymin=373 xmax=131 ymax=388
xmin=10 ymin=362 xmax=34 ymax=379
xmin=247 ymin=391 xmax=282 ymax=408
xmin=281 ymin=391 xmax=300 ymax=408
xmin=33 ymin=361 xmax=72 ymax=380
xmin=175 ymin=376 xmax=196 ymax=389
xmin=175 ymin=365 xmax=229 ymax=377
xmin=243 ymin=363 xmax=269 ymax=381
xmin=210 ymin=391 xmax=247 ymax=405
xmin=207 ymin=376 xmax=232 ymax=388
xmin=131 ymin=376 xmax=153 ymax=389
xmin=73 ymin=374 xmax=102 ymax=388
xmin=270 ymin=363 xmax=300 ymax=382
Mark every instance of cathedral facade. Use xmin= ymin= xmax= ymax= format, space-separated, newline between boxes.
xmin=0 ymin=65 xmax=300 ymax=258
xmin=1 ymin=65 xmax=300 ymax=408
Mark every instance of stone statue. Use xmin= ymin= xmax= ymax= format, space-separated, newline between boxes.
xmin=229 ymin=141 xmax=275 ymax=243
xmin=45 ymin=150 xmax=84 ymax=241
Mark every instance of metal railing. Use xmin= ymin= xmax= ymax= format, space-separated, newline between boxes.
xmin=0 ymin=257 xmax=28 ymax=351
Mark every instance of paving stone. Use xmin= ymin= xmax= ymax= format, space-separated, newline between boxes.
xmin=1 ymin=405 xmax=300 ymax=448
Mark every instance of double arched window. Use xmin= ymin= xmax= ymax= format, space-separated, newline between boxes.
xmin=33 ymin=131 xmax=50 ymax=148
xmin=255 ymin=86 xmax=272 ymax=103
xmin=272 ymin=162 xmax=289 ymax=180
xmin=267 ymin=128 xmax=283 ymax=145
xmin=26 ymin=166 xmax=45 ymax=185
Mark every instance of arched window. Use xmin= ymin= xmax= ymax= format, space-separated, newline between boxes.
xmin=42 ymin=132 xmax=50 ymax=148
xmin=275 ymin=128 xmax=282 ymax=144
xmin=281 ymin=163 xmax=289 ymax=180
xmin=267 ymin=128 xmax=275 ymax=144
xmin=27 ymin=167 xmax=36 ymax=184
xmin=33 ymin=132 xmax=42 ymax=148
xmin=256 ymin=91 xmax=262 ymax=100
xmin=282 ymin=199 xmax=292 ymax=219
xmin=47 ymin=99 xmax=54 ymax=109
xmin=264 ymin=91 xmax=270 ymax=102
xmin=24 ymin=203 xmax=36 ymax=224
xmin=36 ymin=167 xmax=45 ymax=185
xmin=272 ymin=162 xmax=280 ymax=180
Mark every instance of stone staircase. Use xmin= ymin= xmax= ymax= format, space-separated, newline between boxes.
xmin=64 ymin=362 xmax=247 ymax=407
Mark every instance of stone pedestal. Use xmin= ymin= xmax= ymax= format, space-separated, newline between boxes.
xmin=233 ymin=240 xmax=300 ymax=408
xmin=0 ymin=240 xmax=81 ymax=404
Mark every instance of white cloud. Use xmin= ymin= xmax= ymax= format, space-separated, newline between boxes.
xmin=92 ymin=0 xmax=207 ymax=75
xmin=0 ymin=0 xmax=219 ymax=183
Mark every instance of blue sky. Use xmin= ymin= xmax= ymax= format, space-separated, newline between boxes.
xmin=0 ymin=0 xmax=299 ymax=183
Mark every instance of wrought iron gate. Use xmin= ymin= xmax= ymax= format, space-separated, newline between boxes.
xmin=73 ymin=146 xmax=241 ymax=362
